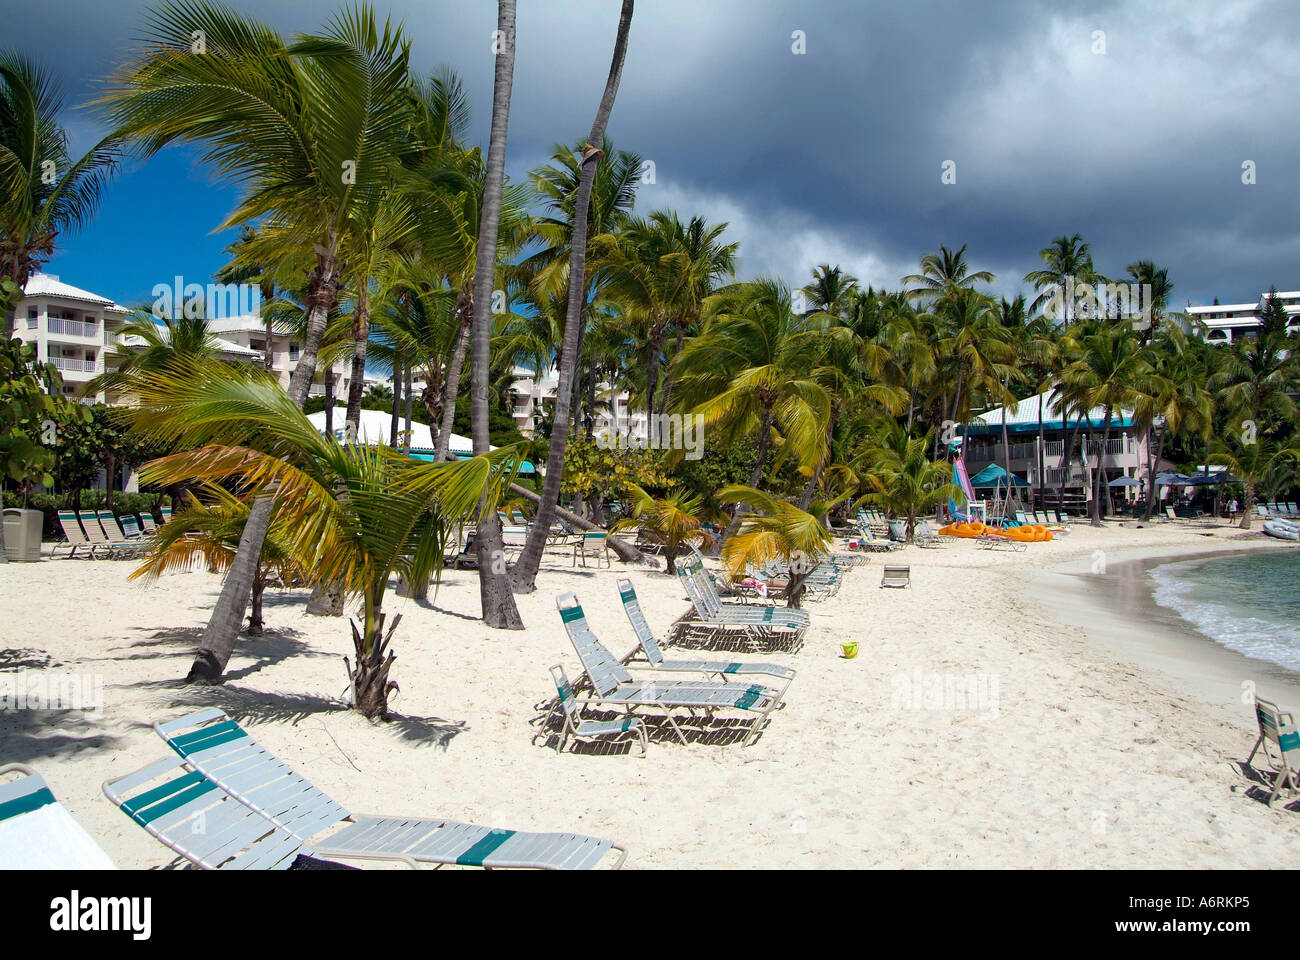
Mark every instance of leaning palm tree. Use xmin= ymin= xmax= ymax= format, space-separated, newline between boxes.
xmin=718 ymin=485 xmax=834 ymax=609
xmin=0 ymin=50 xmax=120 ymax=320
xmin=98 ymin=2 xmax=420 ymax=681
xmin=609 ymin=483 xmax=714 ymax=574
xmin=508 ymin=0 xmax=636 ymax=596
xmin=129 ymin=358 xmax=517 ymax=714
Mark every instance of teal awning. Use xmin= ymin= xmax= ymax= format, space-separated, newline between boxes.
xmin=968 ymin=463 xmax=1029 ymax=487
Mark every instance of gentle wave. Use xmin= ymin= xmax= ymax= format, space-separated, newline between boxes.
xmin=1150 ymin=553 xmax=1300 ymax=672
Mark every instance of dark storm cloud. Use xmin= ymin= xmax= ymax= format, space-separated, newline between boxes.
xmin=9 ymin=0 xmax=1300 ymax=304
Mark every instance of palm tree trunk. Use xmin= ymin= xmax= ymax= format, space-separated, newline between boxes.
xmin=324 ymin=371 xmax=335 ymax=437
xmin=390 ymin=357 xmax=401 ymax=447
xmin=1241 ymin=480 xmax=1255 ymax=530
xmin=186 ymin=239 xmax=341 ymax=684
xmin=644 ymin=320 xmax=667 ymax=422
xmin=435 ymin=295 xmax=472 ymax=461
xmin=345 ymin=286 xmax=370 ymax=433
xmin=510 ymin=0 xmax=635 ymax=595
xmin=1142 ymin=426 xmax=1166 ymax=521
xmin=720 ymin=409 xmax=773 ymax=544
xmin=248 ymin=566 xmax=265 ymax=636
xmin=1090 ymin=407 xmax=1112 ymax=526
xmin=1036 ymin=392 xmax=1046 ymax=511
xmin=403 ymin=365 xmax=414 ymax=456
xmin=467 ymin=0 xmax=526 ymax=627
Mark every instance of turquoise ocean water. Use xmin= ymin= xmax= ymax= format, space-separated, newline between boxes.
xmin=1150 ymin=551 xmax=1300 ymax=671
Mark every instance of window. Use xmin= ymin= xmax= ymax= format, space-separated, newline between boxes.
xmin=289 ymin=343 xmax=300 ymax=362
xmin=27 ymin=307 xmax=37 ymax=329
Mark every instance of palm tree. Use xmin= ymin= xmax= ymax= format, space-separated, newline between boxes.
xmin=1057 ymin=325 xmax=1152 ymax=524
xmin=1133 ymin=325 xmax=1213 ymax=519
xmin=83 ymin=309 xmax=222 ymax=399
xmin=1125 ymin=260 xmax=1172 ymax=344
xmin=609 ymin=483 xmax=714 ymax=574
xmin=1024 ymin=234 xmax=1096 ymax=323
xmin=130 ymin=484 xmax=308 ymax=636
xmin=1209 ymin=433 xmax=1300 ymax=531
xmin=672 ymin=278 xmax=831 ymax=541
xmin=508 ymin=0 xmax=635 ymax=596
xmin=129 ymin=358 xmax=515 ymax=713
xmin=800 ymin=263 xmax=858 ymax=318
xmin=718 ymin=485 xmax=834 ymax=609
xmin=903 ymin=243 xmax=994 ymax=305
xmin=99 ymin=3 xmax=420 ymax=680
xmin=853 ymin=420 xmax=959 ymax=540
xmin=0 ymin=50 xmax=120 ymax=323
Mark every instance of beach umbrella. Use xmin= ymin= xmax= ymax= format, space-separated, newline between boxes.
xmin=1108 ymin=476 xmax=1143 ymax=487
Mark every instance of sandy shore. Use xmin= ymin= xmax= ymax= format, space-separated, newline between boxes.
xmin=3 ymin=516 xmax=1299 ymax=869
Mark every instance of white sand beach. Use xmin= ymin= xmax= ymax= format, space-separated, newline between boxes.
xmin=3 ymin=520 xmax=1299 ymax=869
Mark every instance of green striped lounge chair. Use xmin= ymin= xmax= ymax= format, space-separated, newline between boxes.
xmin=677 ymin=560 xmax=811 ymax=638
xmin=617 ymin=579 xmax=796 ymax=697
xmin=155 ymin=709 xmax=627 ymax=869
xmin=78 ymin=510 xmax=137 ymax=558
xmin=548 ymin=664 xmax=647 ymax=756
xmin=103 ymin=755 xmax=342 ymax=870
xmin=138 ymin=512 xmax=159 ymax=535
xmin=557 ymin=592 xmax=784 ymax=747
xmin=159 ymin=505 xmax=172 ymax=525
xmin=0 ymin=764 xmax=116 ymax=869
xmin=51 ymin=509 xmax=97 ymax=559
xmin=1247 ymin=698 xmax=1300 ymax=807
xmin=572 ymin=530 xmax=610 ymax=568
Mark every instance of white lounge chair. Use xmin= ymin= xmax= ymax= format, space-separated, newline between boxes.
xmin=156 ymin=709 xmax=627 ymax=869
xmin=880 ymin=565 xmax=911 ymax=588
xmin=0 ymin=764 xmax=116 ymax=869
xmin=1247 ymin=698 xmax=1300 ymax=807
xmin=547 ymin=664 xmax=648 ymax=756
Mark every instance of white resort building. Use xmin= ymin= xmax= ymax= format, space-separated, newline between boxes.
xmin=1184 ymin=290 xmax=1300 ymax=344
xmin=10 ymin=274 xmax=129 ymax=401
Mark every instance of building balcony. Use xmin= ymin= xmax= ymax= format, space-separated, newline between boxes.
xmin=46 ymin=317 xmax=99 ymax=339
xmin=49 ymin=356 xmax=97 ymax=376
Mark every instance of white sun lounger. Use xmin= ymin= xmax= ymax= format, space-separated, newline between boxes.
xmin=558 ymin=592 xmax=784 ymax=747
xmin=880 ymin=565 xmax=911 ymax=588
xmin=51 ymin=509 xmax=97 ymax=559
xmin=0 ymin=764 xmax=116 ymax=869
xmin=547 ymin=664 xmax=648 ymax=756
xmin=155 ymin=709 xmax=627 ymax=869
xmin=617 ymin=579 xmax=796 ymax=696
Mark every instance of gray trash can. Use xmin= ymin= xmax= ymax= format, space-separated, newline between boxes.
xmin=3 ymin=508 xmax=44 ymax=562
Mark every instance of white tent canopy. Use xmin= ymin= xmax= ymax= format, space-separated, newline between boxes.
xmin=306 ymin=407 xmax=475 ymax=456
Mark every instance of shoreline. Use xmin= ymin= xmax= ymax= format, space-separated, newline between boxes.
xmin=1021 ymin=539 xmax=1300 ymax=724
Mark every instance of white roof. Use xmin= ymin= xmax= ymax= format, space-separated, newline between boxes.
xmin=206 ymin=314 xmax=270 ymax=334
xmin=306 ymin=407 xmax=478 ymax=455
xmin=23 ymin=273 xmax=125 ymax=310
xmin=118 ymin=330 xmax=261 ymax=359
xmin=973 ymin=390 xmax=1135 ymax=428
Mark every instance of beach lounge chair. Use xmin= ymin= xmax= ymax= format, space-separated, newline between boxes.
xmin=572 ymin=530 xmax=610 ymax=568
xmin=138 ymin=512 xmax=158 ymax=535
xmin=78 ymin=509 xmax=137 ymax=558
xmin=913 ymin=520 xmax=944 ymax=548
xmin=103 ymin=755 xmax=334 ymax=870
xmin=558 ymin=593 xmax=784 ymax=746
xmin=677 ymin=557 xmax=811 ymax=632
xmin=119 ymin=514 xmax=147 ymax=542
xmin=156 ymin=709 xmax=627 ymax=869
xmin=1163 ymin=506 xmax=1179 ymax=522
xmin=511 ymin=509 xmax=528 ymax=525
xmin=977 ymin=533 xmax=1026 ymax=552
xmin=159 ymin=505 xmax=172 ymax=525
xmin=617 ymin=579 xmax=796 ymax=693
xmin=880 ymin=565 xmax=911 ymax=588
xmin=51 ymin=509 xmax=96 ymax=559
xmin=0 ymin=764 xmax=116 ymax=869
xmin=547 ymin=664 xmax=647 ymax=756
xmin=1247 ymin=698 xmax=1300 ymax=807
xmin=854 ymin=521 xmax=902 ymax=553
xmin=450 ymin=531 xmax=478 ymax=569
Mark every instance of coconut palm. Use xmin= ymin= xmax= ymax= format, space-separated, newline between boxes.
xmin=129 ymin=357 xmax=516 ymax=714
xmin=853 ymin=419 xmax=959 ymax=541
xmin=671 ymin=278 xmax=831 ymax=540
xmin=84 ymin=309 xmax=223 ymax=400
xmin=1024 ymin=233 xmax=1097 ymax=323
xmin=903 ymin=243 xmax=994 ymax=305
xmin=800 ymin=264 xmax=858 ymax=318
xmin=0 ymin=50 xmax=120 ymax=317
xmin=1209 ymin=433 xmax=1300 ymax=531
xmin=718 ymin=485 xmax=834 ymax=609
xmin=609 ymin=483 xmax=714 ymax=574
xmin=1125 ymin=259 xmax=1173 ymax=344
xmin=99 ymin=1 xmax=421 ymax=681
xmin=130 ymin=484 xmax=308 ymax=635
xmin=508 ymin=0 xmax=636 ymax=596
xmin=1133 ymin=325 xmax=1213 ymax=519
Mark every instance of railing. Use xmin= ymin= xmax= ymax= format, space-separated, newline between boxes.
xmin=47 ymin=317 xmax=97 ymax=338
xmin=1085 ymin=437 xmax=1128 ymax=456
xmin=50 ymin=357 xmax=96 ymax=373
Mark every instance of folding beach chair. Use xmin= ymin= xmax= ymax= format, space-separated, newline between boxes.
xmin=156 ymin=709 xmax=627 ymax=869
xmin=51 ymin=509 xmax=96 ymax=559
xmin=617 ymin=579 xmax=796 ymax=694
xmin=547 ymin=665 xmax=647 ymax=756
xmin=103 ymin=755 xmax=332 ymax=870
xmin=0 ymin=764 xmax=116 ymax=869
xmin=1247 ymin=698 xmax=1300 ymax=807
xmin=557 ymin=593 xmax=784 ymax=746
xmin=573 ymin=530 xmax=610 ymax=568
xmin=880 ymin=565 xmax=911 ymax=588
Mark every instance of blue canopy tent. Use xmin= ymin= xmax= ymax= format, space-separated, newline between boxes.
xmin=968 ymin=463 xmax=1029 ymax=488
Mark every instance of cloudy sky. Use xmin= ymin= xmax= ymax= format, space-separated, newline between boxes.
xmin=9 ymin=0 xmax=1300 ymax=309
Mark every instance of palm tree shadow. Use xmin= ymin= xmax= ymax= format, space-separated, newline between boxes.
xmin=0 ymin=708 xmax=121 ymax=764
xmin=0 ymin=648 xmax=62 ymax=670
xmin=384 ymin=713 xmax=468 ymax=750
xmin=163 ymin=684 xmax=348 ymax=724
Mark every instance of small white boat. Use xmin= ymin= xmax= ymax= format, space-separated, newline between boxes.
xmin=1263 ymin=519 xmax=1299 ymax=541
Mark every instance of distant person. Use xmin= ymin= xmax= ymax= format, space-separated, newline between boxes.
xmin=1229 ymin=498 xmax=1239 ymax=518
